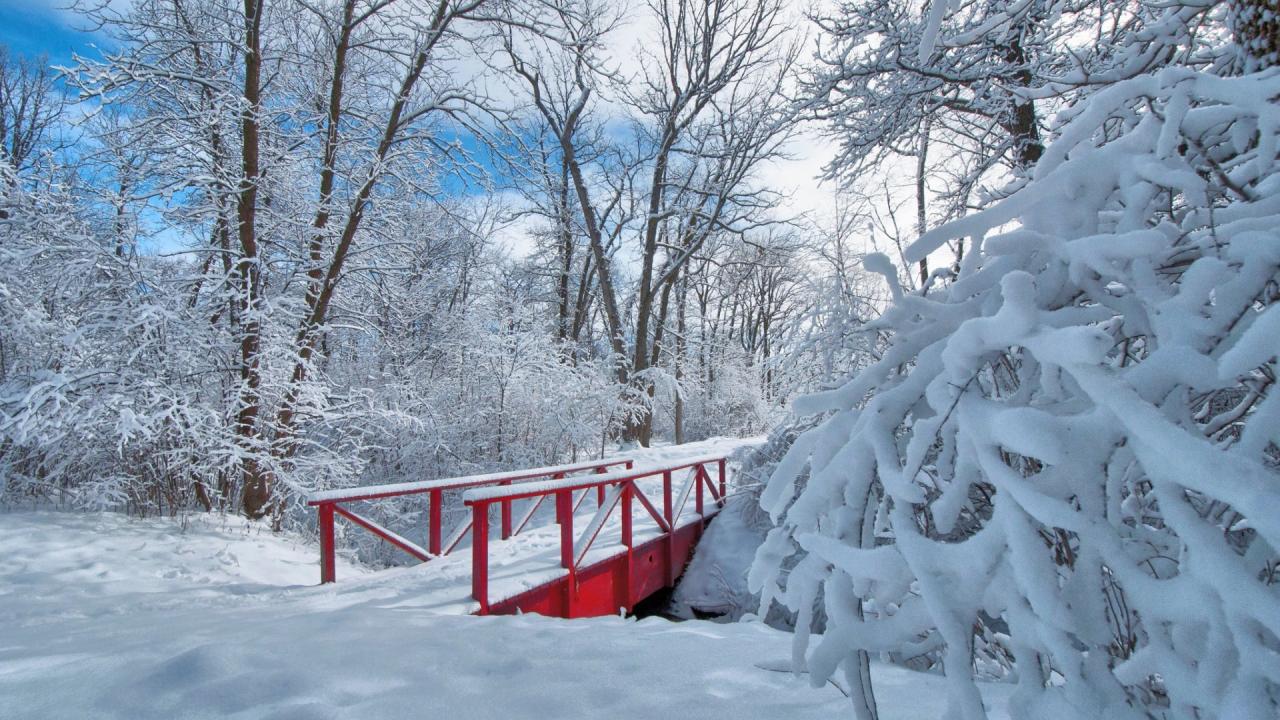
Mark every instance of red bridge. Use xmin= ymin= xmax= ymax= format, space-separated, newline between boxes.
xmin=307 ymin=455 xmax=728 ymax=618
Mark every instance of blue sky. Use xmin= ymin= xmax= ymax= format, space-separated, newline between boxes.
xmin=0 ymin=2 xmax=103 ymax=64
xmin=0 ymin=0 xmax=835 ymax=260
xmin=0 ymin=1 xmax=534 ymax=257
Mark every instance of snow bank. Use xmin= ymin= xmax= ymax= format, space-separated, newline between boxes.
xmin=671 ymin=429 xmax=801 ymax=622
xmin=0 ymin=512 xmax=370 ymax=625
xmin=670 ymin=494 xmax=767 ymax=618
xmin=0 ymin=509 xmax=1014 ymax=719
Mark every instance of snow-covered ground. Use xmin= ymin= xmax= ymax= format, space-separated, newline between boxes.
xmin=1 ymin=439 xmax=1014 ymax=719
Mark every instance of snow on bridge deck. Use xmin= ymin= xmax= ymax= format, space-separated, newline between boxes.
xmin=310 ymin=496 xmax=676 ymax=615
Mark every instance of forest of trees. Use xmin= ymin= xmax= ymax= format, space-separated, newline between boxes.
xmin=0 ymin=0 xmax=885 ymax=523
xmin=2 ymin=1 xmax=1279 ymax=717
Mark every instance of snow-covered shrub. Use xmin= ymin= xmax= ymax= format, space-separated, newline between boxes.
xmin=0 ymin=157 xmax=631 ymax=527
xmin=0 ymin=162 xmax=226 ymax=514
xmin=670 ymin=358 xmax=774 ymax=443
xmin=752 ymin=64 xmax=1280 ymax=720
xmin=782 ymin=274 xmax=886 ymax=397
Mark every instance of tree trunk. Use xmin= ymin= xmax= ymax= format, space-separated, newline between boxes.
xmin=563 ymin=146 xmax=628 ymax=383
xmin=674 ymin=267 xmax=687 ymax=444
xmin=999 ymin=30 xmax=1043 ymax=168
xmin=637 ymin=269 xmax=675 ymax=446
xmin=570 ymin=252 xmax=594 ymax=345
xmin=627 ymin=127 xmax=677 ymax=445
xmin=237 ymin=0 xmax=271 ymax=519
xmin=274 ymin=37 xmax=438 ymax=456
xmin=556 ymin=155 xmax=573 ymax=341
xmin=915 ymin=117 xmax=930 ymax=289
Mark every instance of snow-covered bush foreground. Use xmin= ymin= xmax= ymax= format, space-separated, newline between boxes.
xmin=753 ymin=58 xmax=1280 ymax=720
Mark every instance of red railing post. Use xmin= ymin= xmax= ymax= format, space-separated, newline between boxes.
xmin=472 ymin=501 xmax=489 ymax=614
xmin=662 ymin=470 xmax=673 ymax=527
xmin=500 ymin=480 xmax=513 ymax=540
xmin=620 ymin=480 xmax=634 ymax=613
xmin=319 ymin=502 xmax=336 ymax=584
xmin=662 ymin=469 xmax=676 ymax=586
xmin=553 ymin=472 xmax=566 ymax=523
xmin=429 ymin=489 xmax=442 ymax=556
xmin=556 ymin=489 xmax=575 ymax=615
xmin=594 ymin=466 xmax=607 ymax=506
xmin=696 ymin=464 xmax=705 ymax=516
xmin=621 ymin=482 xmax=633 ymax=548
xmin=718 ymin=458 xmax=727 ymax=505
xmin=556 ymin=489 xmax=574 ymax=569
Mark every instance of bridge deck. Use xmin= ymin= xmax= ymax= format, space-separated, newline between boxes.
xmin=313 ymin=468 xmax=723 ymax=617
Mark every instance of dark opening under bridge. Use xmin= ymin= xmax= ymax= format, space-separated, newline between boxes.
xmin=306 ymin=454 xmax=729 ymax=618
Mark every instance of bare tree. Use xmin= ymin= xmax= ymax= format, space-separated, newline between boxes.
xmin=501 ymin=0 xmax=797 ymax=445
xmin=0 ymin=47 xmax=63 ymax=177
xmin=74 ymin=0 xmax=495 ymax=518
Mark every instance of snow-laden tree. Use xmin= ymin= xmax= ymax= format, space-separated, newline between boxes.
xmin=67 ymin=0 xmax=504 ymax=518
xmin=0 ymin=47 xmax=63 ymax=179
xmin=0 ymin=157 xmax=231 ymax=514
xmin=803 ymin=0 xmax=1232 ymax=294
xmin=497 ymin=0 xmax=799 ymax=446
xmin=1 ymin=0 xmax=820 ymax=525
xmin=752 ymin=7 xmax=1280 ymax=720
xmin=804 ymin=0 xmax=1226 ymax=209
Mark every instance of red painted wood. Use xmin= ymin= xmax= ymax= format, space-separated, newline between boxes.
xmin=320 ymin=455 xmax=726 ymax=618
xmin=442 ymin=515 xmax=474 ymax=555
xmin=319 ymin=503 xmax=336 ymax=584
xmin=718 ymin=458 xmax=727 ymax=500
xmin=513 ymin=494 xmax=546 ymax=535
xmin=620 ymin=482 xmax=633 ymax=611
xmin=500 ymin=480 xmax=513 ymax=540
xmin=594 ymin=466 xmax=607 ymax=506
xmin=663 ymin=470 xmax=676 ymax=586
xmin=696 ymin=465 xmax=705 ymax=516
xmin=428 ymin=489 xmax=442 ymax=556
xmin=572 ymin=488 xmax=590 ymax=513
xmin=662 ymin=471 xmax=673 ymax=526
xmin=472 ymin=501 xmax=489 ymax=614
xmin=469 ymin=459 xmax=725 ymax=617
xmin=312 ymin=458 xmax=630 ymax=584
xmin=459 ymin=458 xmax=723 ymax=504
xmin=473 ymin=458 xmax=732 ymax=617
xmin=557 ymin=490 xmax=575 ymax=616
xmin=621 ymin=482 xmax=633 ymax=548
xmin=484 ymin=518 xmax=710 ymax=618
xmin=575 ymin=489 xmax=617 ymax=567
xmin=306 ymin=459 xmax=633 ymax=506
xmin=626 ymin=487 xmax=664 ymax=531
xmin=704 ymin=469 xmax=722 ymax=502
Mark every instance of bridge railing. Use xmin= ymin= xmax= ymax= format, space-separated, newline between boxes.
xmin=306 ymin=457 xmax=633 ymax=583
xmin=462 ymin=456 xmax=727 ymax=614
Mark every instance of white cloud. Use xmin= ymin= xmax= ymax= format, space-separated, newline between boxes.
xmin=767 ymin=120 xmax=839 ymax=223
